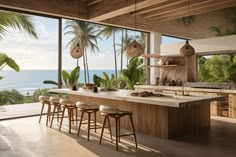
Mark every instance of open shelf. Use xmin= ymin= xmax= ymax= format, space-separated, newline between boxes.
xmin=142 ymin=54 xmax=182 ymax=58
xmin=144 ymin=64 xmax=183 ymax=68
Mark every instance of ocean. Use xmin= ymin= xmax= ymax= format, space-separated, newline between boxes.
xmin=0 ymin=70 xmax=115 ymax=96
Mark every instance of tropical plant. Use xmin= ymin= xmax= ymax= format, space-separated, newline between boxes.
xmin=209 ymin=7 xmax=236 ymax=36
xmin=0 ymin=53 xmax=20 ymax=80
xmin=99 ymin=26 xmax=122 ymax=77
xmin=0 ymin=89 xmax=24 ymax=105
xmin=0 ymin=11 xmax=38 ymax=40
xmin=93 ymin=72 xmax=119 ymax=91
xmin=120 ymin=57 xmax=145 ymax=90
xmin=64 ymin=20 xmax=101 ymax=83
xmin=44 ymin=66 xmax=80 ymax=89
xmin=116 ymin=30 xmax=135 ymax=66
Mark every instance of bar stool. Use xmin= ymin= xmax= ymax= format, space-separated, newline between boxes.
xmin=38 ymin=95 xmax=51 ymax=126
xmin=59 ymin=98 xmax=77 ymax=134
xmin=49 ymin=96 xmax=62 ymax=128
xmin=76 ymin=102 xmax=103 ymax=141
xmin=99 ymin=105 xmax=138 ymax=151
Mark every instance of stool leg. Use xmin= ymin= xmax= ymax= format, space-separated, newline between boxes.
xmin=87 ymin=112 xmax=91 ymax=141
xmin=75 ymin=108 xmax=78 ymax=126
xmin=77 ymin=111 xmax=84 ymax=136
xmin=99 ymin=116 xmax=107 ymax=144
xmin=48 ymin=104 xmax=51 ymax=122
xmin=67 ymin=107 xmax=72 ymax=134
xmin=71 ymin=108 xmax=75 ymax=125
xmin=118 ymin=118 xmax=120 ymax=142
xmin=39 ymin=103 xmax=45 ymax=123
xmin=59 ymin=106 xmax=66 ymax=131
xmin=46 ymin=104 xmax=51 ymax=126
xmin=130 ymin=114 xmax=138 ymax=149
xmin=94 ymin=112 xmax=97 ymax=133
xmin=115 ymin=117 xmax=119 ymax=151
xmin=57 ymin=105 xmax=60 ymax=122
xmin=107 ymin=117 xmax=112 ymax=140
xmin=50 ymin=105 xmax=57 ymax=128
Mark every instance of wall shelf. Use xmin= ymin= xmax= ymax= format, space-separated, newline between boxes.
xmin=142 ymin=54 xmax=182 ymax=58
xmin=144 ymin=64 xmax=183 ymax=68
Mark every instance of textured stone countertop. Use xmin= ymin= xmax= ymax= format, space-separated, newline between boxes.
xmin=134 ymin=85 xmax=236 ymax=94
xmin=49 ymin=88 xmax=223 ymax=108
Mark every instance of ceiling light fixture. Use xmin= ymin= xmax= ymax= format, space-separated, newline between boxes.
xmin=126 ymin=0 xmax=144 ymax=58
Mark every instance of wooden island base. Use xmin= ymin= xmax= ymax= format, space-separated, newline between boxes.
xmin=70 ymin=95 xmax=210 ymax=139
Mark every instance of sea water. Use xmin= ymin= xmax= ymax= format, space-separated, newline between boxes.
xmin=0 ymin=70 xmax=115 ymax=96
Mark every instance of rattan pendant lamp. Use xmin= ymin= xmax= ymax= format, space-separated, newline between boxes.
xmin=179 ymin=0 xmax=195 ymax=96
xmin=126 ymin=0 xmax=144 ymax=58
xmin=179 ymin=0 xmax=195 ymax=57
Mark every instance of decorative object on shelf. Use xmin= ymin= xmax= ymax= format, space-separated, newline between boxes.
xmin=70 ymin=44 xmax=83 ymax=59
xmin=126 ymin=0 xmax=144 ymax=58
xmin=84 ymin=83 xmax=96 ymax=90
xmin=179 ymin=40 xmax=195 ymax=57
xmin=157 ymin=59 xmax=163 ymax=65
xmin=130 ymin=91 xmax=163 ymax=97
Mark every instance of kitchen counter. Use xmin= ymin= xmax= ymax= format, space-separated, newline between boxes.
xmin=134 ymin=85 xmax=236 ymax=94
xmin=50 ymin=88 xmax=222 ymax=108
xmin=49 ymin=88 xmax=222 ymax=139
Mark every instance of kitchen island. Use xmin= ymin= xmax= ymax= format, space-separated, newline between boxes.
xmin=49 ymin=88 xmax=223 ymax=139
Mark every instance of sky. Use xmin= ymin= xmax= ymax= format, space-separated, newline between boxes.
xmin=1 ymin=13 xmax=183 ymax=70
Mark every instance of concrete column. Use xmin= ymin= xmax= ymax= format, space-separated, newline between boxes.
xmin=150 ymin=32 xmax=162 ymax=85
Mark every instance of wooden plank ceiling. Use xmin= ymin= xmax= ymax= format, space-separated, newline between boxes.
xmin=0 ymin=0 xmax=236 ymax=38
xmin=87 ymin=0 xmax=236 ymax=22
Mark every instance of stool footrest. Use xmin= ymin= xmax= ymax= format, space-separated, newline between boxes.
xmin=119 ymin=133 xmax=134 ymax=137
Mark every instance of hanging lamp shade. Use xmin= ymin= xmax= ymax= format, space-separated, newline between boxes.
xmin=70 ymin=45 xmax=83 ymax=59
xmin=126 ymin=40 xmax=144 ymax=58
xmin=179 ymin=40 xmax=195 ymax=57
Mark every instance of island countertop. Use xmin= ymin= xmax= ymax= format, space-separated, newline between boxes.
xmin=49 ymin=88 xmax=223 ymax=108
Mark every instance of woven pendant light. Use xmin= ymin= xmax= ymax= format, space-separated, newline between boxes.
xmin=126 ymin=0 xmax=144 ymax=58
xmin=179 ymin=0 xmax=195 ymax=57
xmin=126 ymin=40 xmax=144 ymax=57
xmin=179 ymin=40 xmax=195 ymax=57
xmin=70 ymin=45 xmax=83 ymax=59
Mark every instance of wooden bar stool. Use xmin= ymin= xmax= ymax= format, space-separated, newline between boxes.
xmin=38 ymin=95 xmax=51 ymax=126
xmin=76 ymin=102 xmax=104 ymax=141
xmin=99 ymin=105 xmax=138 ymax=151
xmin=59 ymin=98 xmax=77 ymax=134
xmin=49 ymin=97 xmax=62 ymax=128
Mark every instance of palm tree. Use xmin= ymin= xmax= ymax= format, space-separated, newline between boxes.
xmin=64 ymin=20 xmax=101 ymax=83
xmin=100 ymin=26 xmax=121 ymax=78
xmin=0 ymin=11 xmax=38 ymax=40
xmin=117 ymin=30 xmax=135 ymax=66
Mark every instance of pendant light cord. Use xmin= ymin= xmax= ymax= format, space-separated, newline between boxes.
xmin=134 ymin=0 xmax=137 ymax=38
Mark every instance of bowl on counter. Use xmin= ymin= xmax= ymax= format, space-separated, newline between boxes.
xmin=84 ymin=83 xmax=96 ymax=90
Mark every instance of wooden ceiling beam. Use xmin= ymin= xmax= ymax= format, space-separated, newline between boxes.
xmin=143 ymin=0 xmax=213 ymax=19
xmin=88 ymin=0 xmax=168 ymax=22
xmin=87 ymin=0 xmax=103 ymax=6
xmin=156 ymin=0 xmax=236 ymax=22
xmin=131 ymin=0 xmax=186 ymax=16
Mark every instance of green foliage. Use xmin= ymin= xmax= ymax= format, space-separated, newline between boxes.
xmin=0 ymin=89 xmax=24 ymax=105
xmin=209 ymin=7 xmax=236 ymax=36
xmin=119 ymin=57 xmax=145 ymax=90
xmin=44 ymin=66 xmax=80 ymax=88
xmin=93 ymin=72 xmax=119 ymax=91
xmin=177 ymin=16 xmax=196 ymax=26
xmin=0 ymin=11 xmax=38 ymax=40
xmin=198 ymin=55 xmax=236 ymax=83
xmin=0 ymin=52 xmax=20 ymax=80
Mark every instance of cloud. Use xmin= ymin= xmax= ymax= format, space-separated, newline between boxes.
xmin=0 ymin=16 xmax=126 ymax=70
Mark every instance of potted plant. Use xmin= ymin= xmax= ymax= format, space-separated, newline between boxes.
xmin=93 ymin=72 xmax=119 ymax=91
xmin=44 ymin=66 xmax=80 ymax=90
